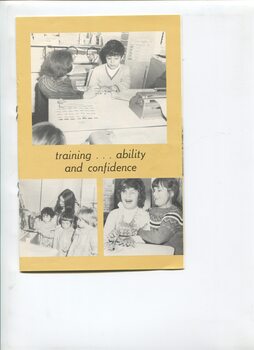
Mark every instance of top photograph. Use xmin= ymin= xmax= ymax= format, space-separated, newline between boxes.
xmin=31 ymin=31 xmax=167 ymax=145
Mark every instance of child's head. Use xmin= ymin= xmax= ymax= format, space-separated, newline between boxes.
xmin=59 ymin=208 xmax=74 ymax=229
xmin=41 ymin=207 xmax=55 ymax=223
xmin=55 ymin=189 xmax=76 ymax=214
xmin=116 ymin=179 xmax=146 ymax=209
xmin=77 ymin=207 xmax=97 ymax=228
xmin=99 ymin=40 xmax=125 ymax=68
xmin=32 ymin=122 xmax=66 ymax=145
xmin=40 ymin=50 xmax=73 ymax=79
xmin=152 ymin=178 xmax=180 ymax=208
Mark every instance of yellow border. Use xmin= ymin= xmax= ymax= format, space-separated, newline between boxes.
xmin=17 ymin=15 xmax=183 ymax=271
xmin=20 ymin=256 xmax=184 ymax=272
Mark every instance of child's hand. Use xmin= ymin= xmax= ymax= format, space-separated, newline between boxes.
xmin=108 ymin=229 xmax=118 ymax=241
xmin=118 ymin=236 xmax=136 ymax=248
xmin=99 ymin=86 xmax=111 ymax=94
xmin=83 ymin=87 xmax=97 ymax=99
xmin=111 ymin=85 xmax=119 ymax=93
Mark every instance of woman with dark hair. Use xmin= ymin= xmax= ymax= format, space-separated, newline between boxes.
xmin=139 ymin=178 xmax=183 ymax=255
xmin=104 ymin=178 xmax=149 ymax=250
xmin=54 ymin=189 xmax=79 ymax=223
xmin=88 ymin=39 xmax=131 ymax=93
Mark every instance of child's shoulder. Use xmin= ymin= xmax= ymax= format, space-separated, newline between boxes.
xmin=108 ymin=208 xmax=120 ymax=216
xmin=137 ymin=207 xmax=150 ymax=220
xmin=120 ymin=64 xmax=129 ymax=71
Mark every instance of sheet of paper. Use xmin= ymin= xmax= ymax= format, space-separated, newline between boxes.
xmin=155 ymin=98 xmax=167 ymax=118
xmin=55 ymin=99 xmax=98 ymax=122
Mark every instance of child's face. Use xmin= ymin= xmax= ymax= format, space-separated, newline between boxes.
xmin=77 ymin=214 xmax=90 ymax=228
xmin=42 ymin=214 xmax=51 ymax=223
xmin=153 ymin=185 xmax=172 ymax=208
xmin=61 ymin=220 xmax=72 ymax=229
xmin=121 ymin=187 xmax=139 ymax=209
xmin=106 ymin=55 xmax=121 ymax=69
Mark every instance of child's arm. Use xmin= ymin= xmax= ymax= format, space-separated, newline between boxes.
xmin=66 ymin=234 xmax=77 ymax=256
xmin=53 ymin=229 xmax=60 ymax=250
xmin=89 ymin=229 xmax=98 ymax=255
xmin=139 ymin=216 xmax=183 ymax=246
xmin=104 ymin=210 xmax=119 ymax=238
xmin=38 ymin=76 xmax=84 ymax=99
xmin=86 ymin=67 xmax=100 ymax=90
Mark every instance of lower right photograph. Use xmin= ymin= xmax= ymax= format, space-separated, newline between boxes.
xmin=103 ymin=178 xmax=183 ymax=256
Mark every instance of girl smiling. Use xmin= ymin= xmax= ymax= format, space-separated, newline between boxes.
xmin=104 ymin=178 xmax=149 ymax=250
xmin=139 ymin=178 xmax=183 ymax=255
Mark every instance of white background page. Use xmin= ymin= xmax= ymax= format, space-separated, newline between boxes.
xmin=1 ymin=1 xmax=254 ymax=349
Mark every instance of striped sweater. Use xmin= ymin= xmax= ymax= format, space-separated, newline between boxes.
xmin=139 ymin=205 xmax=183 ymax=255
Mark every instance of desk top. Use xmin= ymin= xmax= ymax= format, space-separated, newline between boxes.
xmin=49 ymin=90 xmax=167 ymax=132
xmin=20 ymin=241 xmax=58 ymax=257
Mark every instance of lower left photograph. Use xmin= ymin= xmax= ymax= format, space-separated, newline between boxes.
xmin=19 ymin=179 xmax=97 ymax=257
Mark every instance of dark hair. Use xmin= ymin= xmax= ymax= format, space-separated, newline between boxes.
xmin=116 ymin=178 xmax=146 ymax=208
xmin=54 ymin=189 xmax=77 ymax=215
xmin=99 ymin=40 xmax=125 ymax=64
xmin=41 ymin=207 xmax=55 ymax=219
xmin=40 ymin=50 xmax=73 ymax=79
xmin=152 ymin=178 xmax=180 ymax=205
xmin=59 ymin=207 xmax=74 ymax=225
xmin=32 ymin=122 xmax=66 ymax=145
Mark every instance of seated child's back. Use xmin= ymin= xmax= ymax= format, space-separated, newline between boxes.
xmin=38 ymin=50 xmax=84 ymax=100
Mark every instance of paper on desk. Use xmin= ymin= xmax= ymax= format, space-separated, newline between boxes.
xmin=55 ymin=99 xmax=99 ymax=131
xmin=155 ymin=98 xmax=167 ymax=119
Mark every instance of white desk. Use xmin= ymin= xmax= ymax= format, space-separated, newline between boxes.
xmin=20 ymin=241 xmax=58 ymax=257
xmin=49 ymin=90 xmax=167 ymax=144
xmin=105 ymin=242 xmax=174 ymax=256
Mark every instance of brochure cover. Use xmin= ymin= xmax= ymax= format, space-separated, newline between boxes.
xmin=17 ymin=15 xmax=183 ymax=271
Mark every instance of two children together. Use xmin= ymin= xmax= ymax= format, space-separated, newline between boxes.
xmin=37 ymin=39 xmax=130 ymax=103
xmin=104 ymin=178 xmax=183 ymax=255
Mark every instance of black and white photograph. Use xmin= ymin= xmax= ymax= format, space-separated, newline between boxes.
xmin=31 ymin=31 xmax=167 ymax=145
xmin=19 ymin=179 xmax=97 ymax=257
xmin=104 ymin=177 xmax=183 ymax=256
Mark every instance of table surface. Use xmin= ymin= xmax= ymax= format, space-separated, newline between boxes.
xmin=20 ymin=241 xmax=58 ymax=257
xmin=49 ymin=90 xmax=167 ymax=144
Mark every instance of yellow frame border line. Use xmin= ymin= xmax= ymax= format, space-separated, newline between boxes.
xmin=20 ymin=255 xmax=184 ymax=272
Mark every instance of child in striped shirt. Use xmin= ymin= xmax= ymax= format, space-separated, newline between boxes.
xmin=138 ymin=178 xmax=183 ymax=255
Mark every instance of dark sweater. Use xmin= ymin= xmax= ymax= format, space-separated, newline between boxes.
xmin=139 ymin=205 xmax=183 ymax=255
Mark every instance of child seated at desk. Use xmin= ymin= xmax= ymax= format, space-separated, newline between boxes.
xmin=87 ymin=40 xmax=131 ymax=93
xmin=68 ymin=207 xmax=98 ymax=256
xmin=38 ymin=50 xmax=84 ymax=100
xmin=104 ymin=179 xmax=149 ymax=250
xmin=138 ymin=178 xmax=183 ymax=255
xmin=53 ymin=209 xmax=75 ymax=256
xmin=34 ymin=207 xmax=57 ymax=248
